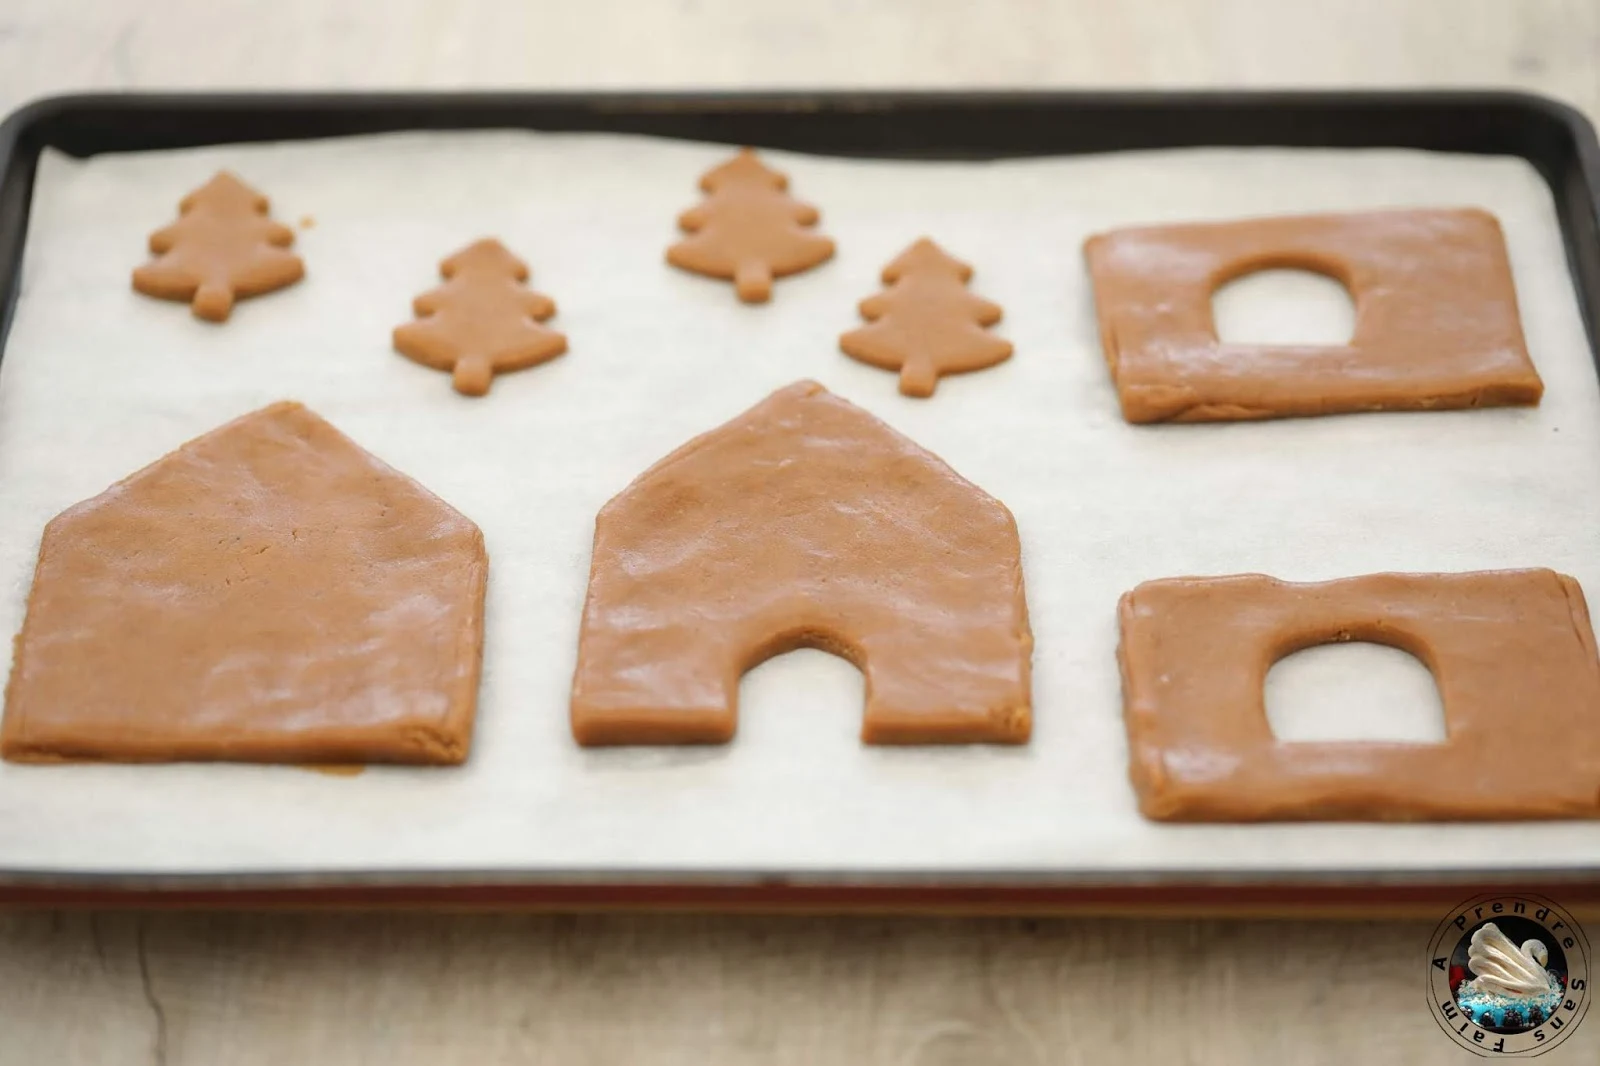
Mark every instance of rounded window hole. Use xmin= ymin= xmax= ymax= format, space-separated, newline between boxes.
xmin=1212 ymin=268 xmax=1356 ymax=347
xmin=1265 ymin=642 xmax=1446 ymax=744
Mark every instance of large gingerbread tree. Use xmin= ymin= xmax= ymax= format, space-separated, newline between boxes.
xmin=840 ymin=238 xmax=1012 ymax=397
xmin=393 ymin=238 xmax=567 ymax=396
xmin=667 ymin=149 xmax=835 ymax=303
xmin=132 ymin=171 xmax=304 ymax=322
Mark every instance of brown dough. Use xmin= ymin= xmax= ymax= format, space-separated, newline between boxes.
xmin=570 ymin=380 xmax=1032 ymax=746
xmin=1 ymin=402 xmax=488 ymax=765
xmin=1118 ymin=570 xmax=1600 ymax=821
xmin=666 ymin=148 xmax=835 ymax=303
xmin=1083 ymin=208 xmax=1543 ymax=423
xmin=840 ymin=238 xmax=1013 ymax=397
xmin=393 ymin=238 xmax=567 ymax=397
xmin=131 ymin=171 xmax=305 ymax=322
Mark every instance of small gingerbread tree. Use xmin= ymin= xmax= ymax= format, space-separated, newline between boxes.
xmin=666 ymin=148 xmax=835 ymax=303
xmin=840 ymin=238 xmax=1013 ymax=397
xmin=132 ymin=171 xmax=304 ymax=322
xmin=392 ymin=238 xmax=567 ymax=397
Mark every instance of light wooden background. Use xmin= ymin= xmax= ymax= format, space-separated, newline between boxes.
xmin=3 ymin=1 xmax=1600 ymax=1063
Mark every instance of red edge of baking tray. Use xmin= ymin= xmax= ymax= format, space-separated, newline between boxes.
xmin=3 ymin=877 xmax=1600 ymax=919
xmin=0 ymin=90 xmax=1597 ymax=911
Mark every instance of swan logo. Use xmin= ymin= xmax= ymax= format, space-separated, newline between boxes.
xmin=1428 ymin=894 xmax=1590 ymax=1055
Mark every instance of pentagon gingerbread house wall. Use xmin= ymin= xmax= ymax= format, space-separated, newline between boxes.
xmin=570 ymin=380 xmax=1033 ymax=747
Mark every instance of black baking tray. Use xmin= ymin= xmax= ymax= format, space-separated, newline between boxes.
xmin=0 ymin=90 xmax=1597 ymax=914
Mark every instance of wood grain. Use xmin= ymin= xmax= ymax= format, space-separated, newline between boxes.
xmin=2 ymin=911 xmax=1596 ymax=1065
xmin=1 ymin=1 xmax=1599 ymax=1062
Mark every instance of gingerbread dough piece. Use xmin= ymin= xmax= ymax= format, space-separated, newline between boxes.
xmin=1 ymin=402 xmax=488 ymax=765
xmin=1083 ymin=208 xmax=1542 ymax=423
xmin=666 ymin=148 xmax=835 ymax=303
xmin=840 ymin=238 xmax=1013 ymax=397
xmin=132 ymin=171 xmax=304 ymax=322
xmin=393 ymin=238 xmax=567 ymax=396
xmin=1117 ymin=570 xmax=1600 ymax=821
xmin=571 ymin=380 xmax=1032 ymax=746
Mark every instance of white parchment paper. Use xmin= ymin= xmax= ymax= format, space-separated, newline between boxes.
xmin=0 ymin=132 xmax=1597 ymax=881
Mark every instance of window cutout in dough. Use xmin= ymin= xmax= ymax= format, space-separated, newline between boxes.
xmin=1084 ymin=208 xmax=1543 ymax=423
xmin=1211 ymin=267 xmax=1356 ymax=347
xmin=1116 ymin=570 xmax=1600 ymax=821
xmin=1265 ymin=642 xmax=1446 ymax=744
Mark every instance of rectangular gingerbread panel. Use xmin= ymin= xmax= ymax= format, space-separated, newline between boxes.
xmin=1084 ymin=208 xmax=1544 ymax=423
xmin=1118 ymin=570 xmax=1600 ymax=821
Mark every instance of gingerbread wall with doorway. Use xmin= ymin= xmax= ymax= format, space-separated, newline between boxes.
xmin=570 ymin=381 xmax=1033 ymax=747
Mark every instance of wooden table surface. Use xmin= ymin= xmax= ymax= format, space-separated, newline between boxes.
xmin=3 ymin=1 xmax=1600 ymax=1062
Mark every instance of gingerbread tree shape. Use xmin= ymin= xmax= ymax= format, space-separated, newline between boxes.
xmin=840 ymin=238 xmax=1013 ymax=397
xmin=666 ymin=148 xmax=835 ymax=303
xmin=132 ymin=171 xmax=304 ymax=322
xmin=392 ymin=238 xmax=567 ymax=397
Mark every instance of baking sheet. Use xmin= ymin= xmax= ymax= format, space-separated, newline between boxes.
xmin=0 ymin=131 xmax=1598 ymax=881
